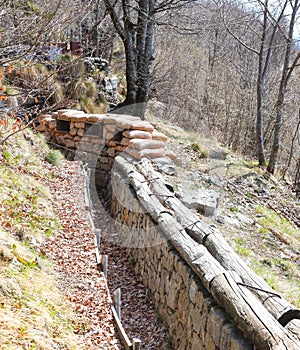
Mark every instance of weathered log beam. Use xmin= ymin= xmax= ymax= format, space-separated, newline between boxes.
xmin=211 ymin=272 xmax=300 ymax=350
xmin=113 ymin=155 xmax=300 ymax=349
xmin=134 ymin=157 xmax=300 ymax=335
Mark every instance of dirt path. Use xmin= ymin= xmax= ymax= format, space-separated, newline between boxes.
xmin=91 ymin=189 xmax=168 ymax=349
xmin=41 ymin=161 xmax=122 ymax=349
xmin=41 ymin=159 xmax=167 ymax=349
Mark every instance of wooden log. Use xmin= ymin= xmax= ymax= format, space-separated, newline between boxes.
xmin=111 ymin=305 xmax=132 ymax=350
xmin=114 ymin=288 xmax=121 ymax=321
xmin=132 ymin=338 xmax=142 ymax=350
xmin=123 ymin=162 xmax=300 ymax=347
xmin=158 ymin=212 xmax=225 ymax=290
xmin=87 ymin=211 xmax=95 ymax=232
xmin=210 ymin=272 xmax=300 ymax=350
xmin=101 ymin=270 xmax=133 ymax=350
xmin=95 ymin=229 xmax=101 ymax=249
xmin=114 ymin=156 xmax=226 ymax=290
xmin=83 ymin=174 xmax=90 ymax=210
xmin=95 ymin=248 xmax=101 ymax=265
xmin=135 ymin=157 xmax=300 ymax=335
xmin=101 ymin=255 xmax=108 ymax=279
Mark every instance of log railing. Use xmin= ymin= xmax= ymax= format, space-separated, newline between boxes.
xmin=113 ymin=154 xmax=300 ymax=350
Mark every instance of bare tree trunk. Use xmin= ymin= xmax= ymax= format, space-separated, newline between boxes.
xmin=267 ymin=0 xmax=300 ymax=174
xmin=104 ymin=0 xmax=193 ymax=119
xmin=282 ymin=109 xmax=300 ymax=179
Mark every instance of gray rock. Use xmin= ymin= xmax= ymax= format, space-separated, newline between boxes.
xmin=223 ymin=216 xmax=241 ymax=227
xmin=153 ymin=157 xmax=176 ymax=176
xmin=207 ymin=176 xmax=222 ymax=187
xmin=180 ymin=189 xmax=220 ymax=216
xmin=236 ymin=213 xmax=254 ymax=225
xmin=208 ymin=147 xmax=227 ymax=160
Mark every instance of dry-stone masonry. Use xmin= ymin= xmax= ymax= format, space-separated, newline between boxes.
xmin=37 ymin=109 xmax=175 ymax=188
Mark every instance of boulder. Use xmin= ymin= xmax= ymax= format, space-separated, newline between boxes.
xmin=153 ymin=157 xmax=176 ymax=176
xmin=179 ymin=189 xmax=220 ymax=216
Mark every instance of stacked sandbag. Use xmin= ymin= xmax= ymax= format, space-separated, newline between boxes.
xmin=38 ymin=109 xmax=176 ymax=161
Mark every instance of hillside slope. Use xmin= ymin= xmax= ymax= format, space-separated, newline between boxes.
xmin=0 ymin=124 xmax=121 ymax=349
xmin=148 ymin=115 xmax=300 ymax=308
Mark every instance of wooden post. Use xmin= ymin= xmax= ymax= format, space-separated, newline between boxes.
xmin=132 ymin=338 xmax=141 ymax=350
xmin=114 ymin=288 xmax=121 ymax=320
xmin=95 ymin=229 xmax=101 ymax=249
xmin=101 ymin=255 xmax=108 ymax=279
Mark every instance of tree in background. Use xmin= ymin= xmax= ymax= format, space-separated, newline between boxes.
xmin=0 ymin=0 xmax=94 ymax=119
xmin=267 ymin=0 xmax=300 ymax=174
xmin=215 ymin=0 xmax=300 ymax=171
xmin=103 ymin=0 xmax=196 ymax=118
xmin=152 ymin=0 xmax=300 ymax=180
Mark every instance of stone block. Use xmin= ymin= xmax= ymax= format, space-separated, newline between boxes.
xmin=219 ymin=324 xmax=234 ymax=350
xmin=189 ymin=280 xmax=198 ymax=304
xmin=103 ymin=126 xmax=114 ymax=140
xmin=63 ymin=133 xmax=73 ymax=140
xmin=205 ymin=334 xmax=216 ymax=350
xmin=107 ymin=147 xmax=115 ymax=157
xmin=230 ymin=329 xmax=252 ymax=350
xmin=207 ymin=308 xmax=229 ymax=346
xmin=49 ymin=121 xmax=56 ymax=129
xmin=191 ymin=332 xmax=204 ymax=350
xmin=189 ymin=305 xmax=203 ymax=334
xmin=69 ymin=116 xmax=87 ymax=123
xmin=104 ymin=123 xmax=115 ymax=132
xmin=77 ymin=128 xmax=85 ymax=137
xmin=55 ymin=135 xmax=64 ymax=144
xmin=75 ymin=122 xmax=85 ymax=129
xmin=115 ymin=145 xmax=125 ymax=152
xmin=153 ymin=157 xmax=176 ymax=176
xmin=64 ymin=139 xmax=75 ymax=148
xmin=69 ymin=128 xmax=77 ymax=136
xmin=167 ymin=280 xmax=179 ymax=311
xmin=179 ymin=189 xmax=220 ymax=216
xmin=91 ymin=137 xmax=104 ymax=145
xmin=35 ymin=124 xmax=46 ymax=132
xmin=74 ymin=136 xmax=82 ymax=142
xmin=107 ymin=140 xmax=116 ymax=147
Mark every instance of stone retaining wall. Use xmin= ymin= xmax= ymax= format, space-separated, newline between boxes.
xmin=110 ymin=160 xmax=251 ymax=350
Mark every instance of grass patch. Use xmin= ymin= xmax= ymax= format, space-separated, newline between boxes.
xmin=0 ymin=231 xmax=81 ymax=349
xmin=251 ymin=258 xmax=300 ymax=308
xmin=234 ymin=237 xmax=252 ymax=257
xmin=46 ymin=149 xmax=64 ymax=167
xmin=0 ymin=123 xmax=82 ymax=348
xmin=255 ymin=205 xmax=300 ymax=244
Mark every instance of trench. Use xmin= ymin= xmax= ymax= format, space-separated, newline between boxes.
xmin=90 ymin=164 xmax=168 ymax=349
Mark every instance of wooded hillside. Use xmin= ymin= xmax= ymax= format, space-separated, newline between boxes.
xmin=1 ymin=0 xmax=299 ymax=186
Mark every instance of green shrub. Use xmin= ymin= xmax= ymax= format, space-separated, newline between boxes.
xmin=46 ymin=149 xmax=63 ymax=167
